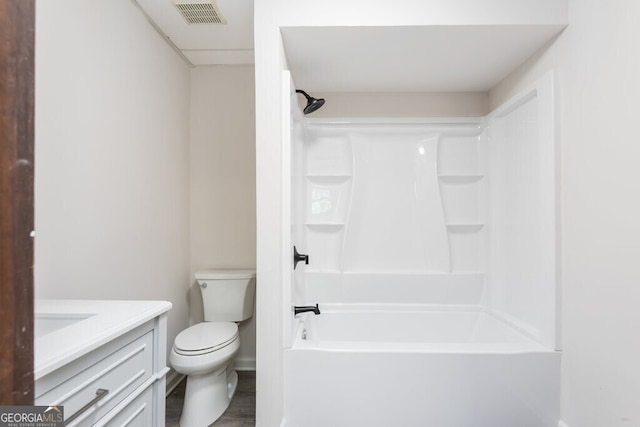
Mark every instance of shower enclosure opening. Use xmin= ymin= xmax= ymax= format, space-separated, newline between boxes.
xmin=283 ymin=72 xmax=560 ymax=427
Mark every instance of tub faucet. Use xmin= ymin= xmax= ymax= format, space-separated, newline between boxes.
xmin=294 ymin=304 xmax=321 ymax=316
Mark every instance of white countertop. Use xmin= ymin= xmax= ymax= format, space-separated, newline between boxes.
xmin=35 ymin=299 xmax=172 ymax=380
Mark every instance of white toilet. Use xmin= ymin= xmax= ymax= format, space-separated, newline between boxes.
xmin=170 ymin=269 xmax=256 ymax=427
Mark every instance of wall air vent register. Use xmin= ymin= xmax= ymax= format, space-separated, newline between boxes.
xmin=171 ymin=0 xmax=227 ymax=24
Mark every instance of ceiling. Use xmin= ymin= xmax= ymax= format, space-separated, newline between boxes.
xmin=282 ymin=25 xmax=564 ymax=92
xmin=133 ymin=0 xmax=254 ymax=65
xmin=132 ymin=1 xmax=564 ymax=93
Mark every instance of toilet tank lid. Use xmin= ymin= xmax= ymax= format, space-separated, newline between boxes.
xmin=194 ymin=269 xmax=256 ymax=280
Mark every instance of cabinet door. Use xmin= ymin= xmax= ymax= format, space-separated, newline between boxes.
xmin=37 ymin=330 xmax=154 ymax=425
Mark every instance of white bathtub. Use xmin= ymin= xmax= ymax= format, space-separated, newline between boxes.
xmin=284 ymin=306 xmax=560 ymax=427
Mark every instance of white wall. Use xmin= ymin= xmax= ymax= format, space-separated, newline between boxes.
xmin=254 ymin=19 xmax=288 ymax=427
xmin=490 ymin=1 xmax=640 ymax=426
xmin=35 ymin=0 xmax=191 ymax=363
xmin=308 ymin=92 xmax=488 ymax=118
xmin=189 ymin=66 xmax=257 ymax=369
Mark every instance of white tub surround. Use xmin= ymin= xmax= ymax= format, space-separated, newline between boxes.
xmin=284 ymin=74 xmax=560 ymax=426
xmin=290 ymin=73 xmax=558 ymax=348
xmin=35 ymin=299 xmax=172 ymax=426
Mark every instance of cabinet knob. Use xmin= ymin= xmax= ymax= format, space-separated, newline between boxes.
xmin=64 ymin=388 xmax=109 ymax=425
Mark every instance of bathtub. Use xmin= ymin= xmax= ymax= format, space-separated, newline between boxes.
xmin=284 ymin=306 xmax=560 ymax=427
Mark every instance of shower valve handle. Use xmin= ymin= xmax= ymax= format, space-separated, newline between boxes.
xmin=293 ymin=246 xmax=309 ymax=270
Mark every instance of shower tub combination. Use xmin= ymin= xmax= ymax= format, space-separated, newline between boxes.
xmin=284 ymin=74 xmax=560 ymax=427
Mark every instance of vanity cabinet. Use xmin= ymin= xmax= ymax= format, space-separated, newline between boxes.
xmin=34 ymin=301 xmax=171 ymax=427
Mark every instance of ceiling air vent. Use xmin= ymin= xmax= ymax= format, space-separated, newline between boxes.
xmin=171 ymin=0 xmax=227 ymax=25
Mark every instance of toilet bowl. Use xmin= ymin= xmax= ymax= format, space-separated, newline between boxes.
xmin=170 ymin=322 xmax=240 ymax=427
xmin=170 ymin=269 xmax=256 ymax=427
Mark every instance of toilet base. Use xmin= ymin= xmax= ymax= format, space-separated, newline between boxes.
xmin=179 ymin=368 xmax=238 ymax=427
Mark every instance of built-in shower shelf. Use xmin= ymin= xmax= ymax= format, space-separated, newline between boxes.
xmin=438 ymin=175 xmax=484 ymax=184
xmin=446 ymin=223 xmax=484 ymax=232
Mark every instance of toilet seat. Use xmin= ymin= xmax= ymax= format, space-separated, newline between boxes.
xmin=174 ymin=322 xmax=239 ymax=356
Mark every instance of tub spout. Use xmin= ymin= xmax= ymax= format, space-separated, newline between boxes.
xmin=294 ymin=304 xmax=321 ymax=316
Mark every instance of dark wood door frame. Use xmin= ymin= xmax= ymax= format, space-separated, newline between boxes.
xmin=0 ymin=0 xmax=35 ymax=405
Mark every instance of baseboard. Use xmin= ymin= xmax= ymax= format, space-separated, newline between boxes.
xmin=165 ymin=368 xmax=185 ymax=396
xmin=558 ymin=420 xmax=570 ymax=427
xmin=234 ymin=357 xmax=256 ymax=371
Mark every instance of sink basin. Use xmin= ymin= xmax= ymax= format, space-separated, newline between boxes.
xmin=35 ymin=299 xmax=172 ymax=379
xmin=34 ymin=314 xmax=94 ymax=339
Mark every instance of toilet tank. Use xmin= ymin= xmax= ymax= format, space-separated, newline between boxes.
xmin=195 ymin=269 xmax=256 ymax=322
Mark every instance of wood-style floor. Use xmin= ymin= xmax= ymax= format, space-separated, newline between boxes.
xmin=166 ymin=371 xmax=256 ymax=427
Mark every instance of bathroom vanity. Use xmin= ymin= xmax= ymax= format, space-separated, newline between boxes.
xmin=34 ymin=300 xmax=172 ymax=426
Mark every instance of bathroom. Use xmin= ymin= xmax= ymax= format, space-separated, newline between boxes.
xmin=31 ymin=0 xmax=257 ymax=424
xmin=2 ymin=0 xmax=640 ymax=426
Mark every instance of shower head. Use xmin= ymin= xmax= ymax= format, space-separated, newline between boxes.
xmin=296 ymin=90 xmax=325 ymax=115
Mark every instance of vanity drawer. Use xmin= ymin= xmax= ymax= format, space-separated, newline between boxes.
xmin=96 ymin=385 xmax=154 ymax=427
xmin=36 ymin=330 xmax=154 ymax=426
